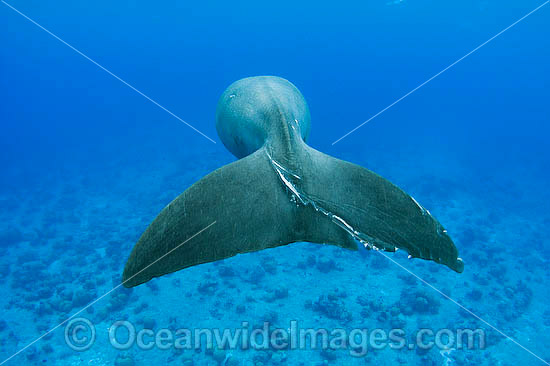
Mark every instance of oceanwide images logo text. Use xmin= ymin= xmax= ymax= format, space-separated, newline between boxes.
xmin=65 ymin=318 xmax=486 ymax=356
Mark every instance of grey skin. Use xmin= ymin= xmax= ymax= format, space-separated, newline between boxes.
xmin=122 ymin=76 xmax=463 ymax=288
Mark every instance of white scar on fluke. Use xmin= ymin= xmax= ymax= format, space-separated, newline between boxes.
xmin=266 ymin=148 xmax=393 ymax=252
xmin=122 ymin=76 xmax=463 ymax=288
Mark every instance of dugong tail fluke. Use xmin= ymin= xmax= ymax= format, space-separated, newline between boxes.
xmin=122 ymin=76 xmax=463 ymax=288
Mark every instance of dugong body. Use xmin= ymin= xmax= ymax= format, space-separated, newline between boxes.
xmin=122 ymin=76 xmax=463 ymax=287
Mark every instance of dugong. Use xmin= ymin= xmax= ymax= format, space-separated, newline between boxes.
xmin=122 ymin=76 xmax=463 ymax=287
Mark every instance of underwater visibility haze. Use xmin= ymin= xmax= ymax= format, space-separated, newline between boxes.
xmin=1 ymin=1 xmax=549 ymax=365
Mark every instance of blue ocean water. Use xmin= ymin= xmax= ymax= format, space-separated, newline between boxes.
xmin=1 ymin=0 xmax=549 ymax=365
